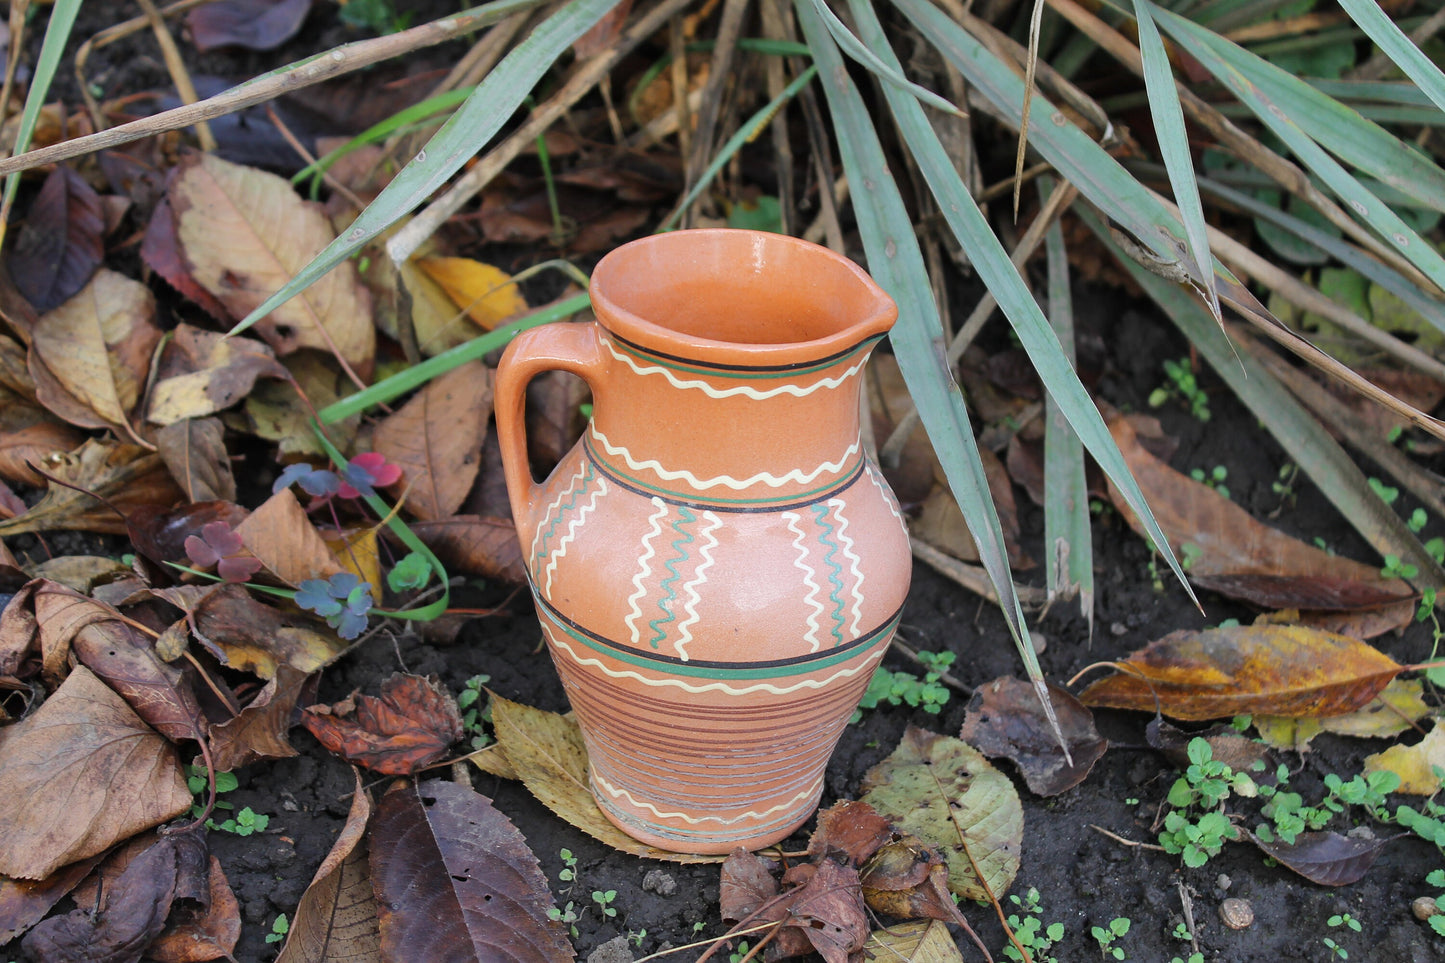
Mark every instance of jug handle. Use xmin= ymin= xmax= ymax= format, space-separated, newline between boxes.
xmin=494 ymin=321 xmax=607 ymax=547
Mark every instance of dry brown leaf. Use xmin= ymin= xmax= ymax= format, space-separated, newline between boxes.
xmin=147 ymin=856 xmax=242 ymax=963
xmin=408 ymin=515 xmax=525 ymax=583
xmin=31 ymin=580 xmax=133 ymax=683
xmin=0 ymin=667 xmax=192 ymax=879
xmin=155 ymin=417 xmax=237 ymax=503
xmin=170 ymin=153 xmax=374 ymax=374
xmin=0 ymin=333 xmax=34 ymax=394
xmin=0 ymin=395 xmax=84 ymax=486
xmin=243 ymin=352 xmax=361 ymax=458
xmin=864 ymin=921 xmax=965 ymax=962
xmin=208 ymin=664 xmax=310 ymax=771
xmin=1104 ymin=416 xmax=1410 ymax=608
xmin=1078 ymin=624 xmax=1403 ymax=721
xmin=301 ymin=674 xmax=463 ymax=776
xmin=235 ymin=487 xmax=344 ymax=588
xmin=371 ymin=362 xmax=491 ymax=521
xmin=415 ymin=257 xmax=527 ymax=331
xmin=25 ymin=555 xmax=132 ymax=592
xmin=275 ymin=769 xmax=381 ymax=963
xmin=0 ymin=854 xmax=103 ymax=946
xmin=28 ymin=269 xmax=161 ymax=440
xmin=189 ymin=584 xmax=347 ymax=680
xmin=960 ymin=677 xmax=1107 ymax=796
xmin=0 ymin=439 xmax=182 ymax=537
xmin=146 ymin=324 xmax=287 ymax=426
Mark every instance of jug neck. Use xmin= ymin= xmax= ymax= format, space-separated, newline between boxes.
xmin=583 ymin=327 xmax=881 ymax=511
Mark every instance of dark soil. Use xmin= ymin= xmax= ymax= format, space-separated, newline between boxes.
xmin=7 ymin=4 xmax=1445 ymax=963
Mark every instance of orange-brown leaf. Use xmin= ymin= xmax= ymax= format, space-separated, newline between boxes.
xmin=301 ymin=673 xmax=463 ymax=775
xmin=235 ymin=487 xmax=344 ymax=588
xmin=1078 ymin=624 xmax=1403 ymax=721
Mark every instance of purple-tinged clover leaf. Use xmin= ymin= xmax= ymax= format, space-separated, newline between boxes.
xmin=184 ymin=521 xmax=263 ymax=583
xmin=273 ymin=462 xmax=341 ymax=498
xmin=295 ymin=572 xmax=374 ymax=640
xmin=337 ymin=452 xmax=403 ymax=499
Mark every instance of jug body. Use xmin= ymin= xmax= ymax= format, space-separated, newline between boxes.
xmin=496 ymin=230 xmax=911 ymax=853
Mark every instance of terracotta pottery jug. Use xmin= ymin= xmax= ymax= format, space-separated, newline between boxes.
xmin=495 ymin=229 xmax=912 ymax=854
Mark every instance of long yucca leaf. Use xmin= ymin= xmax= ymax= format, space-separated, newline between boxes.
xmin=849 ymin=0 xmax=1192 ymax=601
xmin=0 ymin=0 xmax=82 ymax=249
xmin=1337 ymin=0 xmax=1445 ymax=120
xmin=1150 ymin=6 xmax=1445 ymax=297
xmin=1041 ymin=179 xmax=1093 ymax=627
xmin=228 ymin=0 xmax=624 ymax=339
xmin=791 ymin=0 xmax=1067 ymax=740
xmin=799 ymin=0 xmax=962 ymax=117
xmin=1080 ymin=205 xmax=1445 ymax=591
xmin=1130 ymin=0 xmax=1218 ymax=319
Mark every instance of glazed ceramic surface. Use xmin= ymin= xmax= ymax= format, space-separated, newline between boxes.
xmin=495 ymin=230 xmax=911 ymax=853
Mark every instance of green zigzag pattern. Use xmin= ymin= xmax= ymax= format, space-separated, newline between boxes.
xmin=648 ymin=505 xmax=695 ymax=648
xmin=810 ymin=502 xmax=847 ymax=647
xmin=532 ymin=463 xmax=593 ymax=571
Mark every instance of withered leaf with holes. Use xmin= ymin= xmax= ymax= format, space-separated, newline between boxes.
xmin=303 ymin=673 xmax=462 ymax=776
xmin=960 ymin=677 xmax=1107 ymax=796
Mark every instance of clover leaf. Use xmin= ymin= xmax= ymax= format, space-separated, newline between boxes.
xmin=184 ymin=521 xmax=263 ymax=583
xmin=294 ymin=572 xmax=374 ymax=639
xmin=387 ymin=551 xmax=431 ymax=593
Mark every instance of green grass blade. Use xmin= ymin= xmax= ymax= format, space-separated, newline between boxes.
xmin=1132 ymin=0 xmax=1218 ymax=318
xmin=1151 ymin=5 xmax=1445 ymax=296
xmin=1306 ymin=79 xmax=1435 ymax=108
xmin=1191 ymin=171 xmax=1445 ymax=336
xmin=318 ymin=292 xmax=591 ymax=423
xmin=1041 ymin=178 xmax=1093 ymax=626
xmin=1 ymin=0 xmax=83 ymax=235
xmin=1338 ymin=0 xmax=1445 ymax=120
xmin=800 ymin=0 xmax=962 ymax=116
xmin=660 ymin=65 xmax=817 ymax=231
xmin=854 ymin=0 xmax=1192 ymax=603
xmin=227 ymin=0 xmax=623 ymax=340
xmin=791 ymin=0 xmax=1037 ymax=677
xmin=1079 ymin=204 xmax=1445 ymax=591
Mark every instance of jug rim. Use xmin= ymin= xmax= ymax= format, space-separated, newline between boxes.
xmin=589 ymin=229 xmax=898 ymax=369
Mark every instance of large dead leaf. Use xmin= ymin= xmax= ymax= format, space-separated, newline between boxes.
xmin=147 ymin=856 xmax=242 ymax=963
xmin=859 ymin=836 xmax=970 ymax=930
xmin=0 ymin=439 xmax=182 ymax=537
xmin=188 ymin=0 xmax=312 ymax=51
xmin=208 ymin=663 xmax=310 ymax=771
xmin=146 ymin=324 xmax=286 ymax=426
xmin=1248 ymin=830 xmax=1393 ymax=887
xmin=0 ymin=395 xmax=84 ymax=486
xmin=0 ymin=667 xmax=192 ymax=879
xmin=859 ymin=727 xmax=1022 ymax=901
xmin=490 ymin=696 xmax=724 ymax=862
xmin=1365 ymin=723 xmax=1445 ymax=794
xmin=234 ymin=487 xmax=344 ymax=588
xmin=371 ymin=362 xmax=491 ymax=521
xmin=21 ymin=830 xmax=208 ymax=963
xmin=276 ymin=770 xmax=381 ymax=963
xmin=369 ymin=779 xmax=575 ymax=962
xmin=156 ymin=418 xmax=237 ymax=503
xmin=960 ymin=677 xmax=1107 ymax=796
xmin=1078 ymin=624 xmax=1403 ymax=721
xmin=302 ymin=674 xmax=463 ymax=776
xmin=0 ymin=855 xmax=103 ymax=946
xmin=1105 ymin=416 xmax=1411 ymax=609
xmin=29 ymin=269 xmax=161 ymax=440
xmin=243 ymin=352 xmax=360 ymax=457
xmin=70 ymin=613 xmax=208 ymax=743
xmin=31 ymin=580 xmax=137 ymax=682
xmin=189 ymin=584 xmax=346 ymax=680
xmin=408 ymin=514 xmax=525 ymax=583
xmin=1254 ymin=678 xmax=1432 ymax=750
xmin=6 ymin=165 xmax=104 ymax=314
xmin=415 ymin=257 xmax=527 ymax=331
xmin=864 ymin=921 xmax=965 ymax=962
xmin=170 ymin=152 xmax=374 ymax=374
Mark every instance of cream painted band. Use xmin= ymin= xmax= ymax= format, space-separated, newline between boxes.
xmin=601 ymin=333 xmax=871 ymax=400
xmin=550 ymin=635 xmax=889 ymax=696
xmin=592 ymin=772 xmax=824 ymax=825
xmin=591 ymin=426 xmax=860 ymax=491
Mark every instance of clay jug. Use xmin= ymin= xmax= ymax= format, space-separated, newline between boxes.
xmin=495 ymin=229 xmax=911 ymax=854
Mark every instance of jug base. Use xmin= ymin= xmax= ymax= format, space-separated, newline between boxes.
xmin=591 ymin=776 xmax=822 ymax=855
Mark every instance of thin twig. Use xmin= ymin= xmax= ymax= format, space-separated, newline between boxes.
xmin=264 ymin=103 xmax=365 ymax=211
xmin=386 ymin=0 xmax=696 ymax=264
xmin=74 ymin=0 xmax=216 ymax=132
xmin=1089 ymin=823 xmax=1167 ymax=851
xmin=0 ymin=0 xmax=546 ymax=176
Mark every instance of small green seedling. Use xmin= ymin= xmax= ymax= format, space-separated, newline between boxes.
xmin=1090 ymin=917 xmax=1130 ymax=960
xmin=265 ymin=913 xmax=289 ymax=945
xmin=547 ymin=901 xmax=580 ymax=938
xmin=457 ymin=675 xmax=493 ymax=750
xmin=387 ymin=550 xmax=432 ymax=592
xmin=628 ymin=929 xmax=647 ymax=948
xmin=1368 ymin=476 xmax=1400 ymax=505
xmin=592 ymin=889 xmax=618 ymax=919
xmin=1171 ymin=922 xmax=1191 ymax=941
xmin=1322 ymin=912 xmax=1362 ymax=959
xmin=1149 ymin=357 xmax=1210 ymax=422
xmin=1189 ymin=464 xmax=1229 ymax=499
xmin=1170 ymin=955 xmax=1204 ymax=963
xmin=853 ymin=650 xmax=954 ymax=721
xmin=1380 ymin=554 xmax=1419 ymax=580
xmin=1002 ymin=887 xmax=1064 ymax=963
xmin=1409 ymin=508 xmax=1429 ymax=534
xmin=1158 ymin=738 xmax=1248 ymax=867
xmin=557 ymin=848 xmax=577 ymax=884
xmin=730 ymin=940 xmax=751 ymax=963
xmin=1271 ymin=462 xmax=1298 ymax=503
xmin=1179 ymin=542 xmax=1203 ymax=572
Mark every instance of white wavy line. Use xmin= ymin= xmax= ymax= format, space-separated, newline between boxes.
xmin=672 ymin=511 xmax=721 ymax=662
xmin=592 ymin=427 xmax=858 ymax=492
xmin=530 ymin=462 xmax=588 ymax=569
xmin=624 ymin=498 xmax=670 ymax=646
xmin=783 ymin=512 xmax=825 ymax=654
xmin=593 ymin=773 xmax=822 ymax=825
xmin=602 ymin=334 xmax=870 ymax=400
xmin=543 ymin=477 xmax=608 ymax=597
xmin=550 ymin=635 xmax=888 ymax=696
xmin=868 ymin=462 xmax=906 ymax=526
xmin=828 ymin=498 xmax=866 ymax=639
